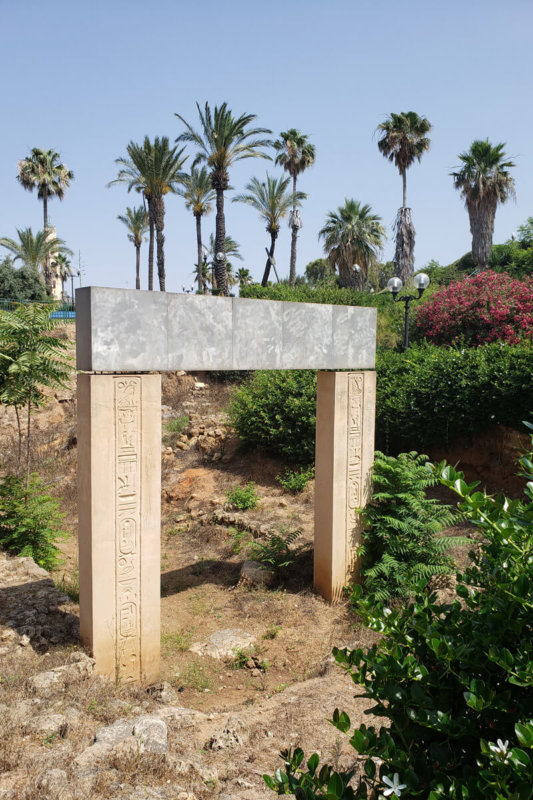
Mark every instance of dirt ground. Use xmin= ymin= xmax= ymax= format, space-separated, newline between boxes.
xmin=0 ymin=327 xmax=524 ymax=798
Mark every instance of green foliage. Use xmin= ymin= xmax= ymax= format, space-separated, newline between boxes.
xmin=0 ymin=303 xmax=72 ymax=479
xmin=277 ymin=467 xmax=314 ymax=493
xmin=229 ymin=344 xmax=533 ymax=459
xmin=225 ymin=482 xmax=259 ymax=510
xmin=163 ymin=415 xmax=189 ymax=448
xmin=0 ymin=257 xmax=48 ymax=302
xmin=265 ymin=437 xmax=533 ymax=798
xmin=229 ymin=369 xmax=317 ymax=463
xmin=0 ymin=474 xmax=67 ymax=569
xmin=376 ymin=342 xmax=533 ymax=453
xmin=355 ymin=451 xmax=459 ymax=603
xmin=304 ymin=258 xmax=336 ymax=287
xmin=250 ymin=528 xmax=301 ymax=574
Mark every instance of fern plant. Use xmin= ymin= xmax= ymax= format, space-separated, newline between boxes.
xmin=250 ymin=528 xmax=301 ymax=574
xmin=356 ymin=450 xmax=463 ymax=603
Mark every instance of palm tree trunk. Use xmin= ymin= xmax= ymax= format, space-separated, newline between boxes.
xmin=289 ymin=175 xmax=298 ymax=288
xmin=195 ymin=213 xmax=204 ymax=294
xmin=148 ymin=200 xmax=155 ymax=291
xmin=15 ymin=406 xmax=22 ymax=477
xmin=154 ymin=197 xmax=166 ymax=292
xmin=135 ymin=244 xmax=141 ymax=290
xmin=42 ymin=189 xmax=52 ymax=292
xmin=402 ymin=170 xmax=407 ymax=209
xmin=469 ymin=203 xmax=495 ymax=269
xmin=214 ymin=188 xmax=227 ymax=295
xmin=261 ymin=231 xmax=278 ymax=286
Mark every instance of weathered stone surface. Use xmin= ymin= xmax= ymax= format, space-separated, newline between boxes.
xmin=94 ymin=714 xmax=168 ymax=753
xmin=189 ymin=629 xmax=256 ymax=659
xmin=76 ymin=287 xmax=376 ymax=372
xmin=208 ymin=715 xmax=249 ymax=750
xmin=28 ymin=652 xmax=95 ymax=696
xmin=29 ymin=712 xmax=68 ymax=737
xmin=36 ymin=768 xmax=71 ymax=800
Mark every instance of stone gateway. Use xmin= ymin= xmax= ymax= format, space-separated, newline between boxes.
xmin=76 ymin=287 xmax=376 ymax=682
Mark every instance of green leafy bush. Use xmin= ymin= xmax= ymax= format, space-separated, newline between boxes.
xmin=250 ymin=528 xmax=301 ymax=574
xmin=0 ymin=474 xmax=67 ymax=569
xmin=355 ymin=451 xmax=459 ymax=602
xmin=225 ymin=482 xmax=259 ymax=510
xmin=229 ymin=369 xmax=317 ymax=463
xmin=229 ymin=344 xmax=533 ymax=459
xmin=277 ymin=467 xmax=314 ymax=493
xmin=265 ymin=435 xmax=533 ymax=799
xmin=377 ymin=342 xmax=533 ymax=453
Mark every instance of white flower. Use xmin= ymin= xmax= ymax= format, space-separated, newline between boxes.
xmin=382 ymin=773 xmax=407 ymax=797
xmin=489 ymin=739 xmax=510 ymax=763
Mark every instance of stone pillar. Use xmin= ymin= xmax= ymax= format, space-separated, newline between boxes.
xmin=78 ymin=373 xmax=161 ymax=683
xmin=314 ymin=371 xmax=376 ymax=602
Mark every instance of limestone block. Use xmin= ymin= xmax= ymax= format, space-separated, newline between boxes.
xmin=314 ymin=371 xmax=376 ymax=602
xmin=78 ymin=373 xmax=161 ymax=683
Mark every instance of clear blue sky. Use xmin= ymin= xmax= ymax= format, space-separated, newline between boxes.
xmin=1 ymin=0 xmax=532 ymax=293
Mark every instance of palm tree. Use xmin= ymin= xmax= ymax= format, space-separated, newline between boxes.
xmin=233 ymin=173 xmax=305 ymax=286
xmin=376 ymin=112 xmax=432 ymax=282
xmin=17 ymin=148 xmax=74 ymax=289
xmin=110 ymin=137 xmax=187 ymax=291
xmin=53 ymin=253 xmax=72 ymax=300
xmin=318 ymin=199 xmax=385 ymax=290
xmin=273 ymin=129 xmax=315 ymax=287
xmin=236 ymin=267 xmax=253 ymax=290
xmin=175 ymin=102 xmax=271 ymax=295
xmin=451 ymin=139 xmax=516 ymax=270
xmin=0 ymin=228 xmax=72 ymax=281
xmin=176 ymin=166 xmax=215 ymax=293
xmin=117 ymin=206 xmax=148 ymax=290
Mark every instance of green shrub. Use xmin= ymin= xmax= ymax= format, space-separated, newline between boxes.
xmin=250 ymin=528 xmax=301 ymax=574
xmin=265 ymin=436 xmax=533 ymax=798
xmin=229 ymin=369 xmax=317 ymax=463
xmin=277 ymin=467 xmax=314 ymax=493
xmin=377 ymin=342 xmax=533 ymax=453
xmin=0 ymin=474 xmax=67 ymax=569
xmin=225 ymin=482 xmax=259 ymax=510
xmin=355 ymin=451 xmax=460 ymax=603
xmin=229 ymin=344 xmax=533 ymax=459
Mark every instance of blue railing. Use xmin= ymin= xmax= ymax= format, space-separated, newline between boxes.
xmin=0 ymin=298 xmax=76 ymax=317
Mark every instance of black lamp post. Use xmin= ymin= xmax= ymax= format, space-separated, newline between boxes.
xmin=387 ymin=272 xmax=430 ymax=351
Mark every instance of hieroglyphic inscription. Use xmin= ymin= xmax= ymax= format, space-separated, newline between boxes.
xmin=115 ymin=377 xmax=141 ymax=682
xmin=346 ymin=374 xmax=364 ymax=576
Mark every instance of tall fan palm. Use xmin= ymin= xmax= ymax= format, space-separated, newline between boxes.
xmin=236 ymin=267 xmax=252 ymax=289
xmin=451 ymin=139 xmax=516 ymax=270
xmin=0 ymin=228 xmax=72 ymax=280
xmin=176 ymin=167 xmax=215 ymax=293
xmin=175 ymin=102 xmax=271 ymax=295
xmin=318 ymin=200 xmax=385 ymax=290
xmin=117 ymin=206 xmax=148 ymax=290
xmin=273 ymin=129 xmax=315 ymax=287
xmin=233 ymin=173 xmax=305 ymax=286
xmin=17 ymin=148 xmax=74 ymax=289
xmin=110 ymin=137 xmax=187 ymax=291
xmin=53 ymin=253 xmax=72 ymax=300
xmin=376 ymin=111 xmax=431 ymax=282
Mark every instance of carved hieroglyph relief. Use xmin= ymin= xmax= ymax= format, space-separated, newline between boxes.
xmin=346 ymin=373 xmax=364 ymax=577
xmin=114 ymin=377 xmax=142 ymax=682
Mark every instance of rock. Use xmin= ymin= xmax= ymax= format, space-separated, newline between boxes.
xmin=94 ymin=715 xmax=168 ymax=753
xmin=36 ymin=768 xmax=71 ymax=799
xmin=74 ymin=740 xmax=112 ymax=770
xmin=189 ymin=629 xmax=256 ymax=659
xmin=133 ymin=716 xmax=168 ymax=753
xmin=208 ymin=715 xmax=249 ymax=750
xmin=30 ymin=712 xmax=68 ymax=737
xmin=240 ymin=560 xmax=275 ymax=588
xmin=146 ymin=681 xmax=180 ymax=705
xmin=29 ymin=652 xmax=95 ymax=696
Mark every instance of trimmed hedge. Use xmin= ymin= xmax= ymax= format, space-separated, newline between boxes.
xmin=228 ymin=343 xmax=533 ymax=459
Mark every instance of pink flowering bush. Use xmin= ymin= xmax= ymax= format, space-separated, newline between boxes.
xmin=416 ymin=271 xmax=533 ymax=346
